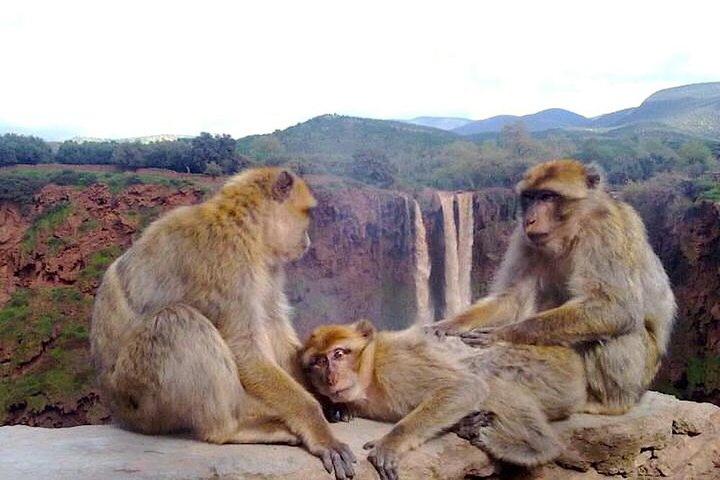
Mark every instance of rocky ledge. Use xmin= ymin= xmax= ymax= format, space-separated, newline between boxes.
xmin=0 ymin=392 xmax=718 ymax=479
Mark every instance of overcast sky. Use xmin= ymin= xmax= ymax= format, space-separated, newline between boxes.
xmin=2 ymin=0 xmax=719 ymax=140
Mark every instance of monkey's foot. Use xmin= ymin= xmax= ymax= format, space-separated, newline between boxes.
xmin=453 ymin=410 xmax=494 ymax=444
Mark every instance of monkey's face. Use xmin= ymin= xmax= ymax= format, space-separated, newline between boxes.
xmin=520 ymin=189 xmax=562 ymax=249
xmin=305 ymin=345 xmax=366 ymax=403
xmin=517 ymin=159 xmax=602 ymax=254
xmin=302 ymin=320 xmax=376 ymax=404
xmin=264 ymin=172 xmax=317 ymax=261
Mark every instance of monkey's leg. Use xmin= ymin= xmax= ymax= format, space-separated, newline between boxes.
xmin=581 ymin=401 xmax=631 ymax=416
xmin=220 ymin=418 xmax=301 ymax=445
xmin=454 ymin=378 xmax=562 ymax=467
xmin=111 ymin=304 xmax=249 ymax=442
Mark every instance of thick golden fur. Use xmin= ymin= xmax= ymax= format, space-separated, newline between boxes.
xmin=302 ymin=320 xmax=587 ymax=479
xmin=433 ymin=158 xmax=676 ymax=415
xmin=90 ymin=168 xmax=355 ymax=480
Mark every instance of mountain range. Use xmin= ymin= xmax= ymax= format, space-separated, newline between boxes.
xmin=2 ymin=82 xmax=719 ymax=143
xmin=405 ymin=82 xmax=720 ymax=139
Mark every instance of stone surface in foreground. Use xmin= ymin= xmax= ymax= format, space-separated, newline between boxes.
xmin=0 ymin=392 xmax=718 ymax=479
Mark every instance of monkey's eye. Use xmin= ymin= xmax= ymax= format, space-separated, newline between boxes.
xmin=332 ymin=348 xmax=350 ymax=360
xmin=538 ymin=191 xmax=559 ymax=202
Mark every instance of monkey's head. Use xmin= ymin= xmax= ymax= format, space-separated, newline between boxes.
xmin=516 ymin=159 xmax=604 ymax=253
xmin=301 ymin=319 xmax=376 ymax=404
xmin=220 ymin=167 xmax=317 ymax=261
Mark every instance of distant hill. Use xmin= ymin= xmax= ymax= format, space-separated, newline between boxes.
xmin=592 ymin=82 xmax=720 ymax=138
xmin=237 ymin=114 xmax=457 ymax=158
xmin=453 ymin=108 xmax=591 ymax=135
xmin=404 ymin=116 xmax=473 ymax=131
xmin=437 ymin=82 xmax=720 ymax=139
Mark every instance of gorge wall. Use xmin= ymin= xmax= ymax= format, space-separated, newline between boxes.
xmin=0 ymin=170 xmax=717 ymax=427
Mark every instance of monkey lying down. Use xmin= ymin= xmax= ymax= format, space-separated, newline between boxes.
xmin=302 ymin=319 xmax=587 ymax=480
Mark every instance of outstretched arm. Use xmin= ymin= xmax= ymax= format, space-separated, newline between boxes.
xmin=495 ymin=288 xmax=636 ymax=346
xmin=364 ymin=375 xmax=485 ymax=480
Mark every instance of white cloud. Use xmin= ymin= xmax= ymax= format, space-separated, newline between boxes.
xmin=1 ymin=0 xmax=719 ymax=139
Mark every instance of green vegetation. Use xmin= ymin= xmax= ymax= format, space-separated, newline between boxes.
xmin=78 ymin=246 xmax=123 ymax=287
xmin=0 ymin=168 xmax=197 ymax=210
xmin=686 ymin=355 xmax=720 ymax=395
xmin=236 ymin=115 xmax=719 ymax=190
xmin=2 ymin=110 xmax=719 ymax=191
xmin=699 ymin=184 xmax=720 ymax=201
xmin=0 ymin=286 xmax=91 ymax=422
xmin=21 ymin=202 xmax=73 ymax=252
xmin=2 ymin=131 xmax=251 ymax=175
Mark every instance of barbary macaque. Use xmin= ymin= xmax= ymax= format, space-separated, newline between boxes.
xmin=91 ymin=168 xmax=355 ymax=480
xmin=303 ymin=319 xmax=586 ymax=480
xmin=432 ymin=158 xmax=676 ymax=415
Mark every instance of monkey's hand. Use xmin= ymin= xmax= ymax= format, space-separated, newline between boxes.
xmin=452 ymin=410 xmax=494 ymax=446
xmin=459 ymin=328 xmax=498 ymax=347
xmin=308 ymin=439 xmax=356 ymax=480
xmin=363 ymin=439 xmax=401 ymax=480
xmin=424 ymin=319 xmax=461 ymax=339
xmin=324 ymin=402 xmax=356 ymax=423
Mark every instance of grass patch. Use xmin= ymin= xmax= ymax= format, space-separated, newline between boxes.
xmin=687 ymin=354 xmax=720 ymax=393
xmin=699 ymin=184 xmax=720 ymax=201
xmin=0 ymin=285 xmax=93 ymax=420
xmin=78 ymin=217 xmax=99 ymax=233
xmin=48 ymin=287 xmax=83 ymax=303
xmin=0 ymin=167 xmax=199 ymax=210
xmin=21 ymin=201 xmax=72 ymax=252
xmin=78 ymin=245 xmax=123 ymax=286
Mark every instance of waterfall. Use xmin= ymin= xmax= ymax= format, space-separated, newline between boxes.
xmin=438 ymin=192 xmax=461 ymax=319
xmin=456 ymin=192 xmax=474 ymax=309
xmin=412 ymin=199 xmax=432 ymax=324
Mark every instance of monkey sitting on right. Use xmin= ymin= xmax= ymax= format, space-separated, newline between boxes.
xmin=432 ymin=158 xmax=676 ymax=416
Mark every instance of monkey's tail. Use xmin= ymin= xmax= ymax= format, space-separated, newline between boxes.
xmin=456 ymin=381 xmax=562 ymax=466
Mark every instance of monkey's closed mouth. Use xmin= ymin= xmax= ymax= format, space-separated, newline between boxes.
xmin=330 ymin=387 xmax=352 ymax=398
xmin=527 ymin=233 xmax=549 ymax=243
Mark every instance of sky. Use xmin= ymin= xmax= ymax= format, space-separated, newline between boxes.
xmin=1 ymin=0 xmax=719 ymax=140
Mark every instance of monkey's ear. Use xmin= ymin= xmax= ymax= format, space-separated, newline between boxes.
xmin=272 ymin=170 xmax=294 ymax=201
xmin=584 ymin=163 xmax=605 ymax=190
xmin=353 ymin=319 xmax=376 ymax=340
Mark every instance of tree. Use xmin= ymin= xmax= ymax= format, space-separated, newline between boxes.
xmin=189 ymin=132 xmax=239 ymax=174
xmin=678 ymin=140 xmax=714 ymax=176
xmin=204 ymin=161 xmax=223 ymax=178
xmin=499 ymin=121 xmax=535 ymax=157
xmin=112 ymin=143 xmax=146 ymax=171
xmin=0 ymin=133 xmax=53 ymax=166
xmin=349 ymin=150 xmax=398 ymax=188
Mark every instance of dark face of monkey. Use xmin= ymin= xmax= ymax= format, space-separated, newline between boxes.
xmin=520 ymin=189 xmax=563 ymax=248
xmin=516 ymin=159 xmax=603 ymax=255
xmin=302 ymin=321 xmax=375 ymax=403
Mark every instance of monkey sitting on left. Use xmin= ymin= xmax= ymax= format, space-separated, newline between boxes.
xmin=90 ymin=167 xmax=355 ymax=480
xmin=302 ymin=319 xmax=586 ymax=480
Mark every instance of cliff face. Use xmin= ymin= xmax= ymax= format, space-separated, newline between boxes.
xmin=651 ymin=200 xmax=720 ymax=403
xmin=286 ymin=178 xmax=418 ymax=337
xmin=1 ymin=172 xmax=718 ymax=428
xmin=0 ymin=183 xmax=206 ymax=426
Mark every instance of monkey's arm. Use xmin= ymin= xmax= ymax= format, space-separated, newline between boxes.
xmin=363 ymin=337 xmax=486 ymax=479
xmin=429 ymin=283 xmax=531 ymax=337
xmin=364 ymin=376 xmax=482 ymax=480
xmin=495 ymin=295 xmax=633 ymax=346
xmin=236 ymin=356 xmax=356 ymax=477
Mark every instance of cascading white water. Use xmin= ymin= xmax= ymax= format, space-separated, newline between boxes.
xmin=412 ymin=199 xmax=432 ymax=324
xmin=456 ymin=192 xmax=474 ymax=309
xmin=438 ymin=192 xmax=462 ymax=318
